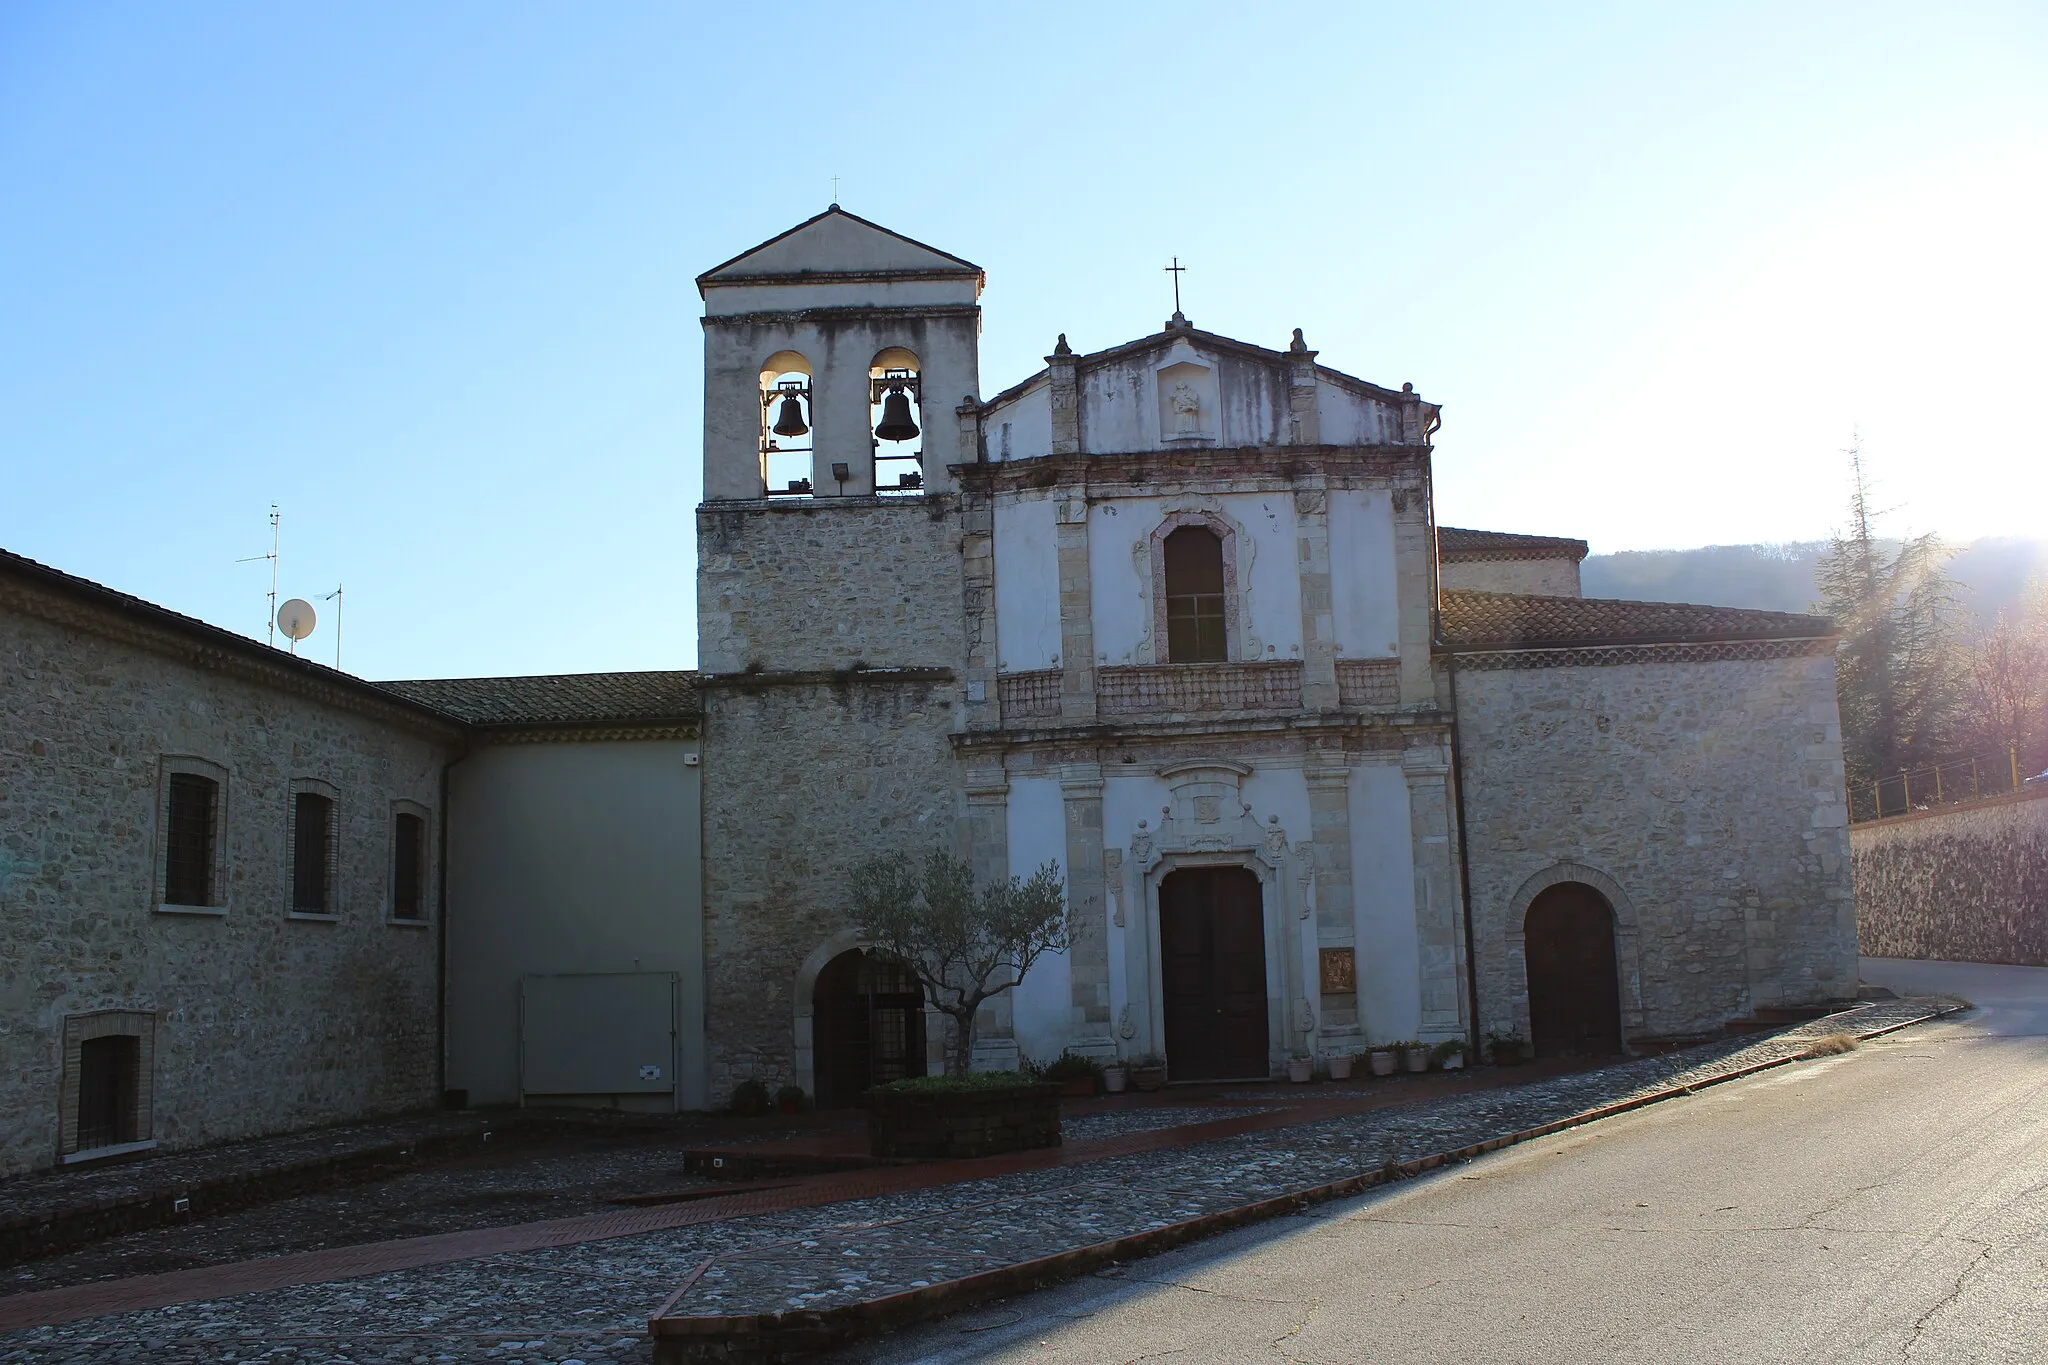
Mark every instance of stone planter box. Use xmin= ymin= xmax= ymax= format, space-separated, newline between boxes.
xmin=865 ymin=1082 xmax=1062 ymax=1159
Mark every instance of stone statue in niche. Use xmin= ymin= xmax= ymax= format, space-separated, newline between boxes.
xmin=1169 ymin=381 xmax=1201 ymax=435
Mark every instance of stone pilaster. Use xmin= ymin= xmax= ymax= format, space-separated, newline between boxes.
xmin=1294 ymin=483 xmax=1338 ymax=712
xmin=1056 ymin=494 xmax=1097 ymax=722
xmin=1286 ymin=329 xmax=1321 ymax=446
xmin=1404 ymin=739 xmax=1467 ymax=1040
xmin=966 ymin=766 xmax=1019 ymax=1067
xmin=960 ymin=486 xmax=1000 ymax=731
xmin=1060 ymin=759 xmax=1113 ymax=1050
xmin=1047 ymin=337 xmax=1079 ymax=457
xmin=1390 ymin=467 xmax=1436 ymax=705
xmin=1304 ymin=755 xmax=1358 ymax=1041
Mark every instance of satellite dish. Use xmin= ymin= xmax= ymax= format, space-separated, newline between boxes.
xmin=277 ymin=598 xmax=317 ymax=642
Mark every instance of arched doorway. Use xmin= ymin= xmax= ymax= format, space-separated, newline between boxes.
xmin=1524 ymin=882 xmax=1623 ymax=1057
xmin=811 ymin=950 xmax=928 ymax=1108
xmin=1159 ymin=866 xmax=1269 ymax=1080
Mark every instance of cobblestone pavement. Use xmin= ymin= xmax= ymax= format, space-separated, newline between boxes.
xmin=0 ymin=1001 xmax=1950 ymax=1365
xmin=1055 ymin=1106 xmax=1269 ymax=1143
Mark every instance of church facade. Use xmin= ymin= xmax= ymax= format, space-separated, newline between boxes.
xmin=690 ymin=208 xmax=1858 ymax=1100
xmin=0 ymin=207 xmax=1860 ymax=1175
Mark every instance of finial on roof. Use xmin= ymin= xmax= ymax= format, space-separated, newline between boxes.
xmin=828 ymin=202 xmax=840 ymax=211
xmin=1167 ymin=310 xmax=1190 ymax=331
xmin=1289 ymin=327 xmax=1308 ymax=354
xmin=1402 ymin=382 xmax=1414 ymax=393
xmin=1053 ymin=333 xmax=1072 ymax=356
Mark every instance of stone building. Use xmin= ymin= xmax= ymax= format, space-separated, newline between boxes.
xmin=1 ymin=206 xmax=1863 ymax=1172
xmin=692 ymin=207 xmax=1859 ymax=1100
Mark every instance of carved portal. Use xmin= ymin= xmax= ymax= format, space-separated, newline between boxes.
xmin=1114 ymin=760 xmax=1314 ymax=1073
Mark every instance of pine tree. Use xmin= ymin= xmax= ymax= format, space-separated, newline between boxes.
xmin=1816 ymin=440 xmax=1966 ymax=792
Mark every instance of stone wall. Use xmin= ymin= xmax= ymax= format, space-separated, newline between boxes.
xmin=1852 ymin=789 xmax=2048 ymax=965
xmin=1438 ymin=557 xmax=1581 ymax=597
xmin=1453 ymin=646 xmax=1857 ymax=1042
xmin=696 ymin=496 xmax=968 ymax=1104
xmin=0 ymin=597 xmax=456 ymax=1177
xmin=700 ymin=676 xmax=961 ymax=1101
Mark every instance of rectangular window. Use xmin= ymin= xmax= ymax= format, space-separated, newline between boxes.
xmin=292 ymin=791 xmax=335 ymax=914
xmin=392 ymin=811 xmax=426 ymax=920
xmin=1163 ymin=525 xmax=1229 ymax=663
xmin=163 ymin=774 xmax=219 ymax=906
xmin=76 ymin=1035 xmax=141 ymax=1150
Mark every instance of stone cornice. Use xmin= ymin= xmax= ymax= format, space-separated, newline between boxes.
xmin=1 ymin=569 xmax=463 ymax=743
xmin=474 ymin=722 xmax=700 ymax=746
xmin=1441 ymin=637 xmax=1837 ymax=671
xmin=701 ymin=666 xmax=957 ymax=692
xmin=950 ymin=445 xmax=1427 ymax=498
xmin=951 ymin=708 xmax=1452 ymax=758
xmin=700 ymin=302 xmax=981 ymax=328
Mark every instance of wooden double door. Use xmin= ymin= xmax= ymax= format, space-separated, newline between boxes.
xmin=1524 ymin=882 xmax=1623 ymax=1057
xmin=1159 ymin=866 xmax=1271 ymax=1081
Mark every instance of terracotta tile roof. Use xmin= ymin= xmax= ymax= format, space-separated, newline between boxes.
xmin=1438 ymin=590 xmax=1834 ymax=650
xmin=1437 ymin=527 xmax=1590 ymax=562
xmin=374 ymin=672 xmax=700 ymax=727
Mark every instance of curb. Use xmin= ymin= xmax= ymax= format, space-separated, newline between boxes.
xmin=648 ymin=1001 xmax=1958 ymax=1363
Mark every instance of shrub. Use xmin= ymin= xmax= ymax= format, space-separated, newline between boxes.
xmin=1042 ymin=1050 xmax=1102 ymax=1083
xmin=729 ymin=1079 xmax=770 ymax=1115
xmin=1433 ymin=1038 xmax=1469 ymax=1062
xmin=775 ymin=1084 xmax=808 ymax=1110
xmin=1801 ymin=1032 xmax=1859 ymax=1058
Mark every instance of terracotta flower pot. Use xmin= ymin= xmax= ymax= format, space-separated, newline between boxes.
xmin=1133 ymin=1066 xmax=1166 ymax=1092
xmin=1326 ymin=1054 xmax=1354 ymax=1081
xmin=1368 ymin=1050 xmax=1398 ymax=1077
xmin=1403 ymin=1046 xmax=1430 ymax=1073
xmin=1287 ymin=1058 xmax=1313 ymax=1083
xmin=1059 ymin=1075 xmax=1095 ymax=1098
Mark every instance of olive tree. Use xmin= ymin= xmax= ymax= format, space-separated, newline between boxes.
xmin=849 ymin=850 xmax=1067 ymax=1076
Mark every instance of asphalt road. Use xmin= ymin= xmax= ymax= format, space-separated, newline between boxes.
xmin=835 ymin=959 xmax=2048 ymax=1365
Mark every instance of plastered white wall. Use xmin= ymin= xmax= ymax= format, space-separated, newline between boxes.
xmin=1316 ymin=384 xmax=1403 ymax=446
xmin=1349 ymin=763 xmax=1422 ymax=1042
xmin=993 ymin=495 xmax=1061 ymax=672
xmin=1328 ymin=489 xmax=1401 ymax=660
xmin=446 ymin=739 xmax=705 ymax=1109
xmin=983 ymin=383 xmax=1051 ymax=462
xmin=1087 ymin=493 xmax=1303 ymax=665
xmin=1005 ymin=776 xmax=1070 ymax=1063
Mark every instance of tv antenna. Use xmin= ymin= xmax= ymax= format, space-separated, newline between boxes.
xmin=318 ymin=583 xmax=343 ymax=670
xmin=235 ymin=506 xmax=281 ymax=646
xmin=276 ymin=598 xmax=316 ymax=656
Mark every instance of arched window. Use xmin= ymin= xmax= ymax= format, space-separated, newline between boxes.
xmin=759 ymin=351 xmax=812 ymax=498
xmin=1164 ymin=526 xmax=1228 ymax=662
xmin=869 ymin=347 xmax=923 ymax=495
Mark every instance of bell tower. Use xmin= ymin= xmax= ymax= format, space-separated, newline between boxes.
xmin=697 ymin=206 xmax=984 ymax=501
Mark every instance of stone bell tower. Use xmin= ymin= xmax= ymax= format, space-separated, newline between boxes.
xmin=694 ymin=208 xmax=983 ymax=1100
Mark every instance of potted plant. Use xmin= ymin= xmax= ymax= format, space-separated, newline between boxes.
xmin=729 ymin=1079 xmax=770 ymax=1116
xmin=775 ymin=1084 xmax=807 ymax=1115
xmin=1400 ymin=1040 xmax=1431 ymax=1074
xmin=1487 ymin=1031 xmax=1528 ymax=1066
xmin=1101 ymin=1063 xmax=1128 ymax=1094
xmin=1129 ymin=1055 xmax=1167 ymax=1091
xmin=1287 ymin=1052 xmax=1314 ymax=1083
xmin=1326 ymin=1051 xmax=1354 ymax=1081
xmin=1043 ymin=1050 xmax=1101 ymax=1098
xmin=1367 ymin=1046 xmax=1399 ymax=1077
xmin=1433 ymin=1038 xmax=1469 ymax=1071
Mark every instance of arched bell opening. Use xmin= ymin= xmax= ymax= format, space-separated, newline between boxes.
xmin=759 ymin=350 xmax=814 ymax=498
xmin=1523 ymin=882 xmax=1624 ymax=1058
xmin=810 ymin=948 xmax=929 ymax=1108
xmin=868 ymin=347 xmax=924 ymax=495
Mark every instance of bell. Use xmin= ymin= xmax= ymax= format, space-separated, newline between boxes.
xmin=874 ymin=387 xmax=920 ymax=443
xmin=771 ymin=394 xmax=808 ymax=438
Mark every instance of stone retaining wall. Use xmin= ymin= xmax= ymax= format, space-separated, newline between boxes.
xmin=1851 ymin=788 xmax=2048 ymax=965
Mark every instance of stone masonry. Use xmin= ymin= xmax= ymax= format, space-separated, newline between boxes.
xmin=0 ymin=577 xmax=458 ymax=1178
xmin=1454 ymin=648 xmax=1858 ymax=1041
xmin=1852 ymin=788 xmax=2048 ymax=966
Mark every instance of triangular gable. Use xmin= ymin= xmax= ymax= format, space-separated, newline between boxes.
xmin=697 ymin=206 xmax=983 ymax=289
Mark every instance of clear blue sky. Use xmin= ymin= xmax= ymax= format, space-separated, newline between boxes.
xmin=4 ymin=2 xmax=2042 ymax=678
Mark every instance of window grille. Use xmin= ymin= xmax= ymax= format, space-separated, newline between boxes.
xmin=1163 ymin=526 xmax=1228 ymax=662
xmin=75 ymin=1035 xmax=141 ymax=1151
xmin=163 ymin=774 xmax=218 ymax=906
xmin=292 ymin=791 xmax=335 ymax=913
xmin=392 ymin=811 xmax=426 ymax=920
